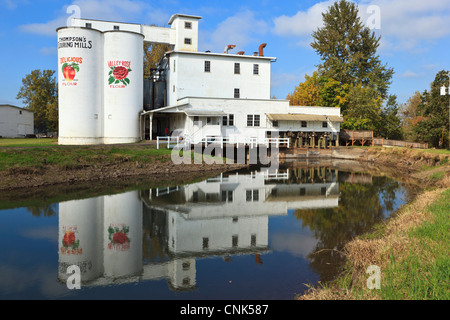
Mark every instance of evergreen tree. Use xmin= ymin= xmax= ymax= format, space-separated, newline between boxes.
xmin=311 ymin=0 xmax=393 ymax=99
xmin=413 ymin=70 xmax=450 ymax=148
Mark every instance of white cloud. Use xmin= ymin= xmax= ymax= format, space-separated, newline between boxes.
xmin=272 ymin=0 xmax=450 ymax=52
xmin=273 ymin=1 xmax=334 ymax=38
xmin=200 ymin=10 xmax=269 ymax=53
xmin=18 ymin=0 xmax=155 ymax=36
xmin=399 ymin=70 xmax=421 ymax=78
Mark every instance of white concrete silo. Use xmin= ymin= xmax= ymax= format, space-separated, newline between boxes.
xmin=57 ymin=27 xmax=103 ymax=145
xmin=103 ymin=191 xmax=143 ymax=278
xmin=103 ymin=30 xmax=144 ymax=144
xmin=58 ymin=197 xmax=103 ymax=284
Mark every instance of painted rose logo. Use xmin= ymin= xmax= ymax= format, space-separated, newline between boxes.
xmin=63 ymin=230 xmax=76 ymax=247
xmin=108 ymin=224 xmax=130 ymax=251
xmin=108 ymin=65 xmax=131 ymax=86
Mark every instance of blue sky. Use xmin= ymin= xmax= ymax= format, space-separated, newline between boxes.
xmin=1 ymin=0 xmax=449 ymax=108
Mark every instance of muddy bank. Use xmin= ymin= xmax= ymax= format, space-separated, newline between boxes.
xmin=0 ymin=160 xmax=247 ymax=191
xmin=1 ymin=145 xmax=448 ymax=192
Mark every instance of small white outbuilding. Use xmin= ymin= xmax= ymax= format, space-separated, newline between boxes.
xmin=0 ymin=104 xmax=34 ymax=138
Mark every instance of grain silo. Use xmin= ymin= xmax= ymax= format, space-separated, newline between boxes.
xmin=58 ymin=197 xmax=103 ymax=284
xmin=103 ymin=191 xmax=143 ymax=278
xmin=57 ymin=27 xmax=103 ymax=145
xmin=103 ymin=31 xmax=144 ymax=144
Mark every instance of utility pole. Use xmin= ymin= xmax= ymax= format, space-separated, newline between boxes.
xmin=440 ymin=71 xmax=450 ymax=150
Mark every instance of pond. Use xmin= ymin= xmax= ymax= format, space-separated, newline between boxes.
xmin=0 ymin=160 xmax=416 ymax=300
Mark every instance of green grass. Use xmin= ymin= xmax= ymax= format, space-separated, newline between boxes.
xmin=0 ymin=138 xmax=58 ymax=147
xmin=379 ymin=188 xmax=450 ymax=300
xmin=0 ymin=144 xmax=175 ymax=171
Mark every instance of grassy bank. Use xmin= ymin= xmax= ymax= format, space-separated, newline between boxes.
xmin=299 ymin=147 xmax=450 ymax=300
xmin=0 ymin=138 xmax=244 ymax=190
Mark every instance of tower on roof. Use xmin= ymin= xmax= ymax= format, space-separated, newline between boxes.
xmin=168 ymin=14 xmax=202 ymax=52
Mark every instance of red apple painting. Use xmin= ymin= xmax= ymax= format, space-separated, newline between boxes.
xmin=62 ymin=62 xmax=79 ymax=82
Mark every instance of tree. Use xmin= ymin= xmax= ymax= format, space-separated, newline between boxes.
xmin=144 ymin=42 xmax=171 ymax=78
xmin=379 ymin=94 xmax=402 ymax=140
xmin=342 ymin=84 xmax=382 ymax=131
xmin=399 ymin=91 xmax=422 ymax=142
xmin=287 ymin=71 xmax=350 ymax=108
xmin=287 ymin=71 xmax=321 ymax=106
xmin=413 ymin=70 xmax=450 ymax=148
xmin=16 ymin=69 xmax=58 ymax=133
xmin=311 ymin=0 xmax=394 ymax=99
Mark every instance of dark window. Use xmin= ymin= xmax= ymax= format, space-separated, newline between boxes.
xmin=254 ymin=115 xmax=260 ymax=127
xmin=232 ymin=217 xmax=238 ymax=223
xmin=301 ymin=121 xmax=307 ymax=128
xmin=232 ymin=235 xmax=238 ymax=247
xmin=223 ymin=116 xmax=228 ymax=126
xmin=184 ymin=38 xmax=192 ymax=45
xmin=113 ymin=25 xmax=120 ymax=30
xmin=253 ymin=189 xmax=259 ymax=201
xmin=202 ymin=237 xmax=209 ymax=249
xmin=19 ymin=111 xmax=22 ymax=115
xmin=229 ymin=114 xmax=234 ymax=126
xmin=272 ymin=120 xmax=278 ymax=127
xmin=85 ymin=23 xmax=92 ymax=28
xmin=253 ymin=64 xmax=259 ymax=75
xmin=204 ymin=60 xmax=210 ymax=72
xmin=247 ymin=115 xmax=253 ymax=127
xmin=234 ymin=63 xmax=240 ymax=74
xmin=184 ymin=21 xmax=192 ymax=29
xmin=182 ymin=262 xmax=190 ymax=270
xmin=246 ymin=190 xmax=252 ymax=201
xmin=234 ymin=88 xmax=240 ymax=98
xmin=251 ymin=234 xmax=256 ymax=247
xmin=322 ymin=121 xmax=328 ymax=128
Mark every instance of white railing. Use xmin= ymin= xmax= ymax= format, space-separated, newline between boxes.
xmin=156 ymin=136 xmax=190 ymax=149
xmin=263 ymin=169 xmax=289 ymax=180
xmin=156 ymin=136 xmax=290 ymax=149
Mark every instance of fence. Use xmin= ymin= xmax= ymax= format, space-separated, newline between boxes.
xmin=373 ymin=138 xmax=428 ymax=149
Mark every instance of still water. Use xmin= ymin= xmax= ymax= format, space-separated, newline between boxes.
xmin=0 ymin=160 xmax=414 ymax=300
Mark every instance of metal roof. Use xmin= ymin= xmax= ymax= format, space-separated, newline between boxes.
xmin=266 ymin=113 xmax=343 ymax=122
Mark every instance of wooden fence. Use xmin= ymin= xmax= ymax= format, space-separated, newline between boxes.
xmin=372 ymin=138 xmax=428 ymax=149
xmin=340 ymin=130 xmax=428 ymax=149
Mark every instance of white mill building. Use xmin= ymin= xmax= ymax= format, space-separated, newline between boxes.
xmin=57 ymin=14 xmax=343 ymax=146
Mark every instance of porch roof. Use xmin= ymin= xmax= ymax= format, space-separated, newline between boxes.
xmin=266 ymin=113 xmax=343 ymax=122
xmin=184 ymin=109 xmax=227 ymax=117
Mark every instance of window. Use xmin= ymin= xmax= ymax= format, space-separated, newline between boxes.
xmin=223 ymin=114 xmax=234 ymax=126
xmin=254 ymin=115 xmax=260 ymax=127
xmin=184 ymin=21 xmax=192 ymax=29
xmin=19 ymin=110 xmax=22 ymax=115
xmin=322 ymin=121 xmax=328 ymax=128
xmin=184 ymin=38 xmax=192 ymax=45
xmin=202 ymin=237 xmax=209 ymax=250
xmin=234 ymin=88 xmax=240 ymax=99
xmin=113 ymin=25 xmax=120 ymax=30
xmin=232 ymin=235 xmax=238 ymax=247
xmin=246 ymin=189 xmax=259 ymax=201
xmin=247 ymin=115 xmax=253 ymax=127
xmin=173 ymin=60 xmax=175 ymax=72
xmin=251 ymin=234 xmax=256 ymax=247
xmin=253 ymin=64 xmax=259 ymax=75
xmin=301 ymin=121 xmax=307 ymax=128
xmin=272 ymin=120 xmax=278 ymax=127
xmin=85 ymin=23 xmax=92 ymax=28
xmin=228 ymin=114 xmax=234 ymax=126
xmin=234 ymin=63 xmax=240 ymax=74
xmin=204 ymin=60 xmax=210 ymax=72
xmin=247 ymin=115 xmax=260 ymax=127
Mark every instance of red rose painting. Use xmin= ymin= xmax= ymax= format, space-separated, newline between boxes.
xmin=108 ymin=64 xmax=131 ymax=86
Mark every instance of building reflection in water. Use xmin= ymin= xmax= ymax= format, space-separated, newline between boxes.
xmin=58 ymin=166 xmax=345 ymax=291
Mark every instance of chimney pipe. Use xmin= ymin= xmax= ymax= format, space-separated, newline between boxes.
xmin=253 ymin=52 xmax=258 ymax=56
xmin=259 ymin=43 xmax=267 ymax=56
xmin=224 ymin=44 xmax=236 ymax=54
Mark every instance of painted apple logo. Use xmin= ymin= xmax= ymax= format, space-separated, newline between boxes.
xmin=62 ymin=62 xmax=79 ymax=82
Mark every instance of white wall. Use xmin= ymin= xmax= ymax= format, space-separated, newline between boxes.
xmin=0 ymin=106 xmax=34 ymax=137
xmin=167 ymin=52 xmax=273 ymax=106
